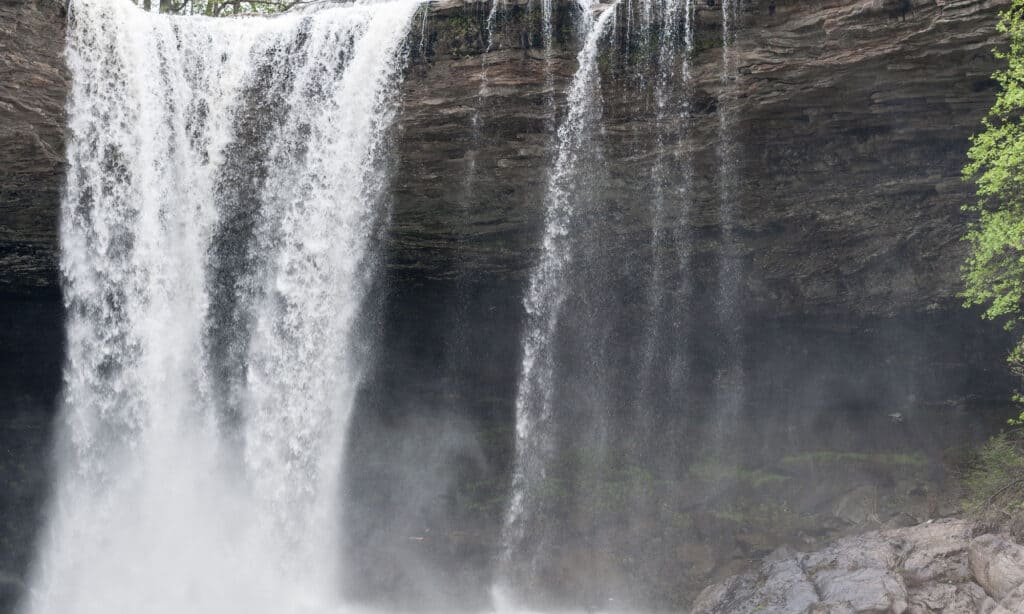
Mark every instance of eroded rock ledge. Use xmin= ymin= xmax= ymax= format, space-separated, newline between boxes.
xmin=692 ymin=519 xmax=1024 ymax=614
xmin=395 ymin=0 xmax=1009 ymax=320
xmin=0 ymin=0 xmax=1011 ymax=320
xmin=0 ymin=0 xmax=67 ymax=298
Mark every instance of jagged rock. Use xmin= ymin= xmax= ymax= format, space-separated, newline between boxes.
xmin=943 ymin=582 xmax=993 ymax=614
xmin=691 ymin=572 xmax=757 ymax=614
xmin=691 ymin=556 xmax=818 ymax=614
xmin=813 ymin=567 xmax=907 ymax=612
xmin=808 ymin=605 xmax=856 ymax=614
xmin=979 ymin=597 xmax=1013 ymax=614
xmin=897 ymin=519 xmax=973 ymax=585
xmin=998 ymin=584 xmax=1024 ymax=612
xmin=832 ymin=485 xmax=880 ymax=526
xmin=692 ymin=520 xmax=995 ymax=614
xmin=969 ymin=534 xmax=1024 ymax=604
xmin=801 ymin=531 xmax=904 ymax=573
xmin=907 ymin=582 xmax=956 ymax=611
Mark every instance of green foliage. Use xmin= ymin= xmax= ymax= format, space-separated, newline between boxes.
xmin=707 ymin=500 xmax=804 ymax=534
xmin=962 ymin=432 xmax=1024 ymax=517
xmin=779 ymin=450 xmax=928 ymax=469
xmin=432 ymin=12 xmax=485 ymax=57
xmin=689 ymin=459 xmax=790 ymax=489
xmin=964 ymin=0 xmax=1024 ymax=422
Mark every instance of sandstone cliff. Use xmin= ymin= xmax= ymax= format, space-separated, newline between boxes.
xmin=394 ymin=0 xmax=1009 ymax=319
xmin=0 ymin=0 xmax=1010 ymax=317
xmin=0 ymin=0 xmax=67 ymax=298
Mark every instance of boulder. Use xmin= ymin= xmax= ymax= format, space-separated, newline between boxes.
xmin=978 ymin=597 xmax=1013 ymax=613
xmin=801 ymin=532 xmax=904 ymax=574
xmin=897 ymin=519 xmax=974 ymax=586
xmin=691 ymin=556 xmax=818 ymax=614
xmin=832 ymin=485 xmax=880 ymax=526
xmin=812 ymin=567 xmax=907 ymax=612
xmin=906 ymin=583 xmax=956 ymax=611
xmin=693 ymin=520 xmax=1005 ymax=614
xmin=969 ymin=534 xmax=1024 ymax=603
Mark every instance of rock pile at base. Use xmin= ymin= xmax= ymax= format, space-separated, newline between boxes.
xmin=692 ymin=519 xmax=1024 ymax=613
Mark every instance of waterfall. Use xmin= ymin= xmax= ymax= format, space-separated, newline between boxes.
xmin=636 ymin=0 xmax=695 ymax=420
xmin=622 ymin=0 xmax=698 ymax=551
xmin=486 ymin=0 xmax=506 ymax=45
xmin=418 ymin=5 xmax=430 ymax=61
xmin=495 ymin=0 xmax=619 ymax=604
xmin=541 ymin=0 xmax=554 ymax=51
xmin=22 ymin=1 xmax=418 ymax=612
xmin=468 ymin=0 xmax=511 ymax=194
xmin=711 ymin=0 xmax=745 ymax=448
xmin=540 ymin=0 xmax=556 ymax=135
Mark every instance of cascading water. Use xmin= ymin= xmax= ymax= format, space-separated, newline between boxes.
xmin=625 ymin=0 xmax=698 ymax=551
xmin=22 ymin=1 xmax=418 ymax=612
xmin=635 ymin=0 xmax=695 ymax=424
xmin=710 ymin=0 xmax=745 ymax=447
xmin=539 ymin=0 xmax=556 ymax=135
xmin=494 ymin=0 xmax=619 ymax=605
xmin=418 ymin=6 xmax=430 ymax=60
xmin=465 ymin=0 xmax=509 ymax=191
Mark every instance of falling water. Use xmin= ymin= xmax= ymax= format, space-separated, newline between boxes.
xmin=486 ymin=0 xmax=506 ymax=44
xmin=419 ymin=5 xmax=430 ymax=59
xmin=540 ymin=0 xmax=556 ymax=134
xmin=495 ymin=0 xmax=619 ymax=603
xmin=467 ymin=0 xmax=509 ymax=194
xmin=22 ymin=1 xmax=419 ymax=612
xmin=711 ymin=0 xmax=745 ymax=446
xmin=636 ymin=0 xmax=695 ymax=413
xmin=541 ymin=0 xmax=554 ymax=49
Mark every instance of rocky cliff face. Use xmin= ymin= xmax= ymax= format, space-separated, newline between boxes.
xmin=0 ymin=0 xmax=1009 ymax=316
xmin=356 ymin=1 xmax=1017 ymax=607
xmin=0 ymin=3 xmax=66 ymax=595
xmin=394 ymin=0 xmax=1008 ymax=318
xmin=0 ymin=0 xmax=66 ymax=298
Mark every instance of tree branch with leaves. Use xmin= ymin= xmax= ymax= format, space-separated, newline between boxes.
xmin=963 ymin=0 xmax=1024 ymax=421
